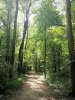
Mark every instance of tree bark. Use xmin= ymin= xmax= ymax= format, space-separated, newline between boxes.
xmin=0 ymin=36 xmax=2 ymax=51
xmin=66 ymin=0 xmax=75 ymax=97
xmin=11 ymin=0 xmax=19 ymax=64
xmin=9 ymin=0 xmax=19 ymax=78
xmin=52 ymin=45 xmax=57 ymax=73
xmin=17 ymin=3 xmax=31 ymax=75
xmin=44 ymin=31 xmax=47 ymax=78
xmin=6 ymin=0 xmax=12 ymax=62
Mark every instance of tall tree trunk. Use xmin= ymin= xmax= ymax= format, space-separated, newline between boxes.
xmin=35 ymin=40 xmax=38 ymax=72
xmin=57 ymin=45 xmax=62 ymax=72
xmin=18 ymin=28 xmax=27 ymax=75
xmin=25 ymin=31 xmax=28 ymax=51
xmin=6 ymin=0 xmax=12 ymax=62
xmin=52 ymin=45 xmax=57 ymax=73
xmin=17 ymin=3 xmax=31 ymax=75
xmin=44 ymin=31 xmax=46 ymax=78
xmin=9 ymin=0 xmax=19 ymax=78
xmin=11 ymin=0 xmax=19 ymax=64
xmin=22 ymin=32 xmax=28 ymax=74
xmin=66 ymin=0 xmax=75 ymax=97
xmin=0 ymin=36 xmax=2 ymax=51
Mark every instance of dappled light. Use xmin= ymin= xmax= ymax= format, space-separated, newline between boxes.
xmin=0 ymin=0 xmax=75 ymax=99
xmin=7 ymin=72 xmax=58 ymax=100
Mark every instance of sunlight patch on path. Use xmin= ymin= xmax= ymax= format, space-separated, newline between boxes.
xmin=7 ymin=72 xmax=60 ymax=100
xmin=39 ymin=97 xmax=56 ymax=100
xmin=25 ymin=74 xmax=48 ymax=92
xmin=24 ymin=73 xmax=57 ymax=100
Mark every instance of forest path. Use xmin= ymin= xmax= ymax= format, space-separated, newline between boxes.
xmin=7 ymin=72 xmax=61 ymax=100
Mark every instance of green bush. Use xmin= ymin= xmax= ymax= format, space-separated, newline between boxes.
xmin=0 ymin=60 xmax=9 ymax=94
xmin=7 ymin=74 xmax=27 ymax=89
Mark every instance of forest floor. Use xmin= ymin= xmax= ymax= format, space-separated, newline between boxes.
xmin=3 ymin=72 xmax=75 ymax=100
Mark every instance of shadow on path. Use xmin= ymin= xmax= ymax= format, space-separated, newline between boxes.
xmin=7 ymin=72 xmax=60 ymax=100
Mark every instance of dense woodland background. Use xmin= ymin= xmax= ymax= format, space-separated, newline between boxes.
xmin=0 ymin=0 xmax=75 ymax=98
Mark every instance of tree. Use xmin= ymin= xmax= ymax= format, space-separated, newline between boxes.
xmin=71 ymin=0 xmax=75 ymax=23
xmin=6 ymin=0 xmax=12 ymax=62
xmin=36 ymin=0 xmax=62 ymax=77
xmin=17 ymin=2 xmax=31 ymax=75
xmin=9 ymin=0 xmax=19 ymax=78
xmin=66 ymin=0 xmax=75 ymax=97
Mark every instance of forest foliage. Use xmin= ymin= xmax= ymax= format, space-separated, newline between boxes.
xmin=0 ymin=0 xmax=75 ymax=97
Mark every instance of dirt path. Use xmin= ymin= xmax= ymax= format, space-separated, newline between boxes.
xmin=7 ymin=72 xmax=61 ymax=100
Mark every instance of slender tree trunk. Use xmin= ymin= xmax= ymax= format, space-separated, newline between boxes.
xmin=52 ymin=45 xmax=57 ymax=73
xmin=35 ymin=40 xmax=38 ymax=72
xmin=44 ymin=31 xmax=46 ymax=78
xmin=6 ymin=0 xmax=12 ymax=62
xmin=57 ymin=45 xmax=62 ymax=72
xmin=66 ymin=0 xmax=75 ymax=97
xmin=18 ymin=28 xmax=27 ymax=75
xmin=9 ymin=0 xmax=19 ymax=78
xmin=11 ymin=0 xmax=19 ymax=64
xmin=17 ymin=3 xmax=31 ymax=75
xmin=22 ymin=32 xmax=29 ymax=74
xmin=0 ymin=36 xmax=2 ymax=51
xmin=25 ymin=31 xmax=28 ymax=51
